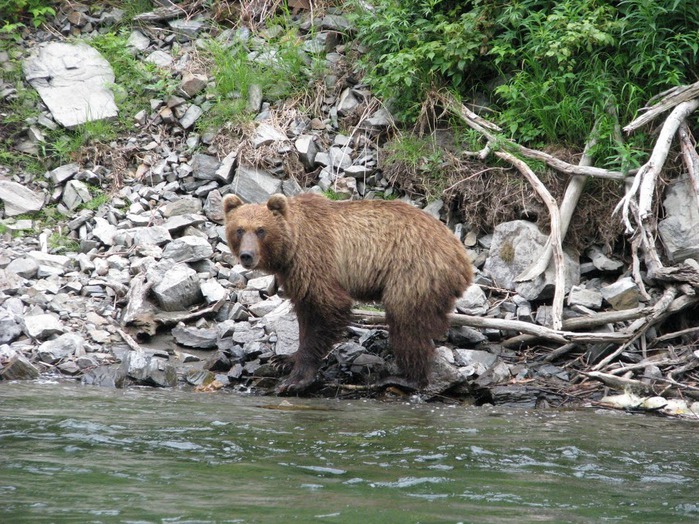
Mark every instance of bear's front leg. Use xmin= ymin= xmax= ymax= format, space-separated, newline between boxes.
xmin=276 ymin=295 xmax=351 ymax=395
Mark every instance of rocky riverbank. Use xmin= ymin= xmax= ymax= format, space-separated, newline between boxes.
xmin=2 ymin=2 xmax=699 ymax=415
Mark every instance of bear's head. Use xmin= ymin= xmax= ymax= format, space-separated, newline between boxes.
xmin=222 ymin=194 xmax=292 ymax=272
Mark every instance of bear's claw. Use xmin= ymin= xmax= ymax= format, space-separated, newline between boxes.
xmin=270 ymin=354 xmax=295 ymax=374
xmin=275 ymin=366 xmax=318 ymax=395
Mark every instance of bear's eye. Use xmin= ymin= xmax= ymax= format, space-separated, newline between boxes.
xmin=236 ymin=228 xmax=244 ymax=238
xmin=256 ymin=228 xmax=266 ymax=238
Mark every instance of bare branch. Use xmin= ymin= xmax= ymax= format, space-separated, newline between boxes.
xmin=495 ymin=151 xmax=565 ymax=330
xmin=624 ymin=80 xmax=699 ymax=133
xmin=432 ymin=90 xmax=626 ymax=180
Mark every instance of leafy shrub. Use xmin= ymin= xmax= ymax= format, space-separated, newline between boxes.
xmin=351 ymin=0 xmax=699 ymax=168
xmin=0 ymin=0 xmax=56 ymax=28
xmin=202 ymin=22 xmax=324 ymax=129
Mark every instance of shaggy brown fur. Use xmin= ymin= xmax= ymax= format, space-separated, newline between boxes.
xmin=223 ymin=193 xmax=473 ymax=394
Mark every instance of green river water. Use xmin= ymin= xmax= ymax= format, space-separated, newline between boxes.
xmin=1 ymin=380 xmax=698 ymax=523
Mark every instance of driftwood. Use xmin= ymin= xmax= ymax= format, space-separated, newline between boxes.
xmin=515 ymin=127 xmax=597 ymax=284
xmin=121 ymin=272 xmax=225 ymax=338
xmin=353 ymin=309 xmax=630 ymax=345
xmin=623 ymin=80 xmax=699 ymax=134
xmin=427 ymin=86 xmax=699 ymax=404
xmin=616 ymin=99 xmax=699 ymax=230
xmin=584 ymin=371 xmax=699 ymax=400
xmin=433 ymin=91 xmax=626 ymax=180
xmin=495 ymin=151 xmax=565 ymax=330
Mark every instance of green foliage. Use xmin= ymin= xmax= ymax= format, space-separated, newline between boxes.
xmin=201 ymin=22 xmax=325 ymax=129
xmin=384 ymin=134 xmax=445 ymax=172
xmin=323 ymin=188 xmax=345 ymax=201
xmin=383 ymin=134 xmax=449 ymax=199
xmin=43 ymin=119 xmax=117 ymax=164
xmin=0 ymin=0 xmax=56 ymax=28
xmin=80 ymin=188 xmax=109 ymax=211
xmin=90 ymin=31 xmax=174 ymax=125
xmin=350 ymin=0 xmax=493 ymax=120
xmin=48 ymin=230 xmax=80 ymax=253
xmin=351 ymin=0 xmax=699 ymax=169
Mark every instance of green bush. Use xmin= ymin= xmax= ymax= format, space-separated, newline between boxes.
xmin=0 ymin=0 xmax=56 ymax=27
xmin=202 ymin=22 xmax=325 ymax=129
xmin=351 ymin=0 xmax=699 ymax=168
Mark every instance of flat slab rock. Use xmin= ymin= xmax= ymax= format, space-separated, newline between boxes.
xmin=23 ymin=42 xmax=118 ymax=129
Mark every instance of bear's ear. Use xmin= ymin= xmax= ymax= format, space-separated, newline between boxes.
xmin=222 ymin=194 xmax=244 ymax=215
xmin=267 ymin=194 xmax=288 ymax=217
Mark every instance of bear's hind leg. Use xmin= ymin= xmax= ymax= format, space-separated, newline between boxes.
xmin=385 ymin=305 xmax=450 ymax=388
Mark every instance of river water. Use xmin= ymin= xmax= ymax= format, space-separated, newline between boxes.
xmin=1 ymin=381 xmax=698 ymax=523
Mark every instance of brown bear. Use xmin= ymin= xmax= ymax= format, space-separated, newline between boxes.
xmin=222 ymin=192 xmax=473 ymax=394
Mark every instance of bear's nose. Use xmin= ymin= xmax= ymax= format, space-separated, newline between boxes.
xmin=239 ymin=252 xmax=254 ymax=267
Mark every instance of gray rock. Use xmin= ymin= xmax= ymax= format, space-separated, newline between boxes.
xmin=47 ymin=163 xmax=79 ymax=184
xmin=231 ymin=165 xmax=283 ymax=203
xmin=204 ymin=190 xmax=225 ymax=222
xmin=28 ymin=251 xmax=72 ymax=272
xmin=81 ymin=363 xmax=128 ymax=388
xmin=423 ymin=199 xmax=443 ymax=220
xmin=145 ymin=50 xmax=173 ymax=67
xmin=63 ymin=179 xmax=91 ymax=210
xmin=600 ymin=277 xmax=642 ymax=310
xmin=215 ymin=151 xmax=237 ymax=185
xmin=23 ymin=313 xmax=64 ymax=339
xmin=230 ymin=322 xmax=266 ymax=345
xmin=92 ymin=217 xmax=118 ymax=246
xmin=132 ymin=226 xmax=172 ymax=246
xmin=0 ymin=350 xmax=40 ymax=380
xmin=263 ymin=312 xmax=298 ymax=356
xmin=449 ymin=326 xmax=488 ymax=346
xmin=0 ymin=309 xmax=22 ymax=343
xmin=567 ymin=285 xmax=603 ymax=309
xmin=180 ymin=72 xmax=208 ymax=97
xmin=179 ymin=104 xmax=203 ymax=129
xmin=152 ymin=263 xmax=202 ymax=311
xmin=124 ymin=351 xmax=177 ymax=387
xmin=5 ymin=257 xmax=39 ymax=279
xmin=453 ymin=348 xmax=497 ymax=372
xmin=37 ymin=333 xmax=84 ymax=364
xmin=337 ymin=88 xmax=359 ymax=114
xmin=335 ymin=341 xmax=366 ymax=366
xmin=191 ymin=153 xmax=221 ymax=181
xmin=424 ymin=347 xmax=464 ymax=397
xmin=328 ymin=146 xmax=353 ymax=170
xmin=587 ymin=246 xmax=624 ymax=272
xmin=248 ymin=295 xmax=283 ymax=317
xmin=247 ymin=83 xmax=262 ymax=113
xmin=484 ymin=220 xmax=579 ymax=300
xmin=172 ymin=324 xmax=218 ymax=348
xmin=162 ymin=235 xmax=213 ymax=263
xmin=201 ymin=278 xmax=227 ymax=303
xmin=0 ymin=269 xmax=26 ymax=294
xmin=455 ymin=284 xmax=487 ymax=316
xmin=126 ymin=29 xmax=150 ymax=51
xmin=365 ymin=107 xmax=392 ymax=127
xmin=0 ymin=180 xmax=45 ymax=216
xmin=168 ymin=18 xmax=206 ymax=40
xmin=163 ymin=197 xmax=202 ymax=217
xmin=252 ymin=122 xmax=288 ymax=147
xmin=163 ymin=214 xmax=207 ymax=235
xmin=343 ymin=165 xmax=373 ymax=179
xmin=658 ymin=178 xmax=699 ymax=263
xmin=23 ymin=42 xmax=118 ymax=128
xmin=295 ymin=135 xmax=318 ymax=170
xmin=321 ymin=14 xmax=351 ymax=31
xmin=246 ymin=275 xmax=275 ymax=295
